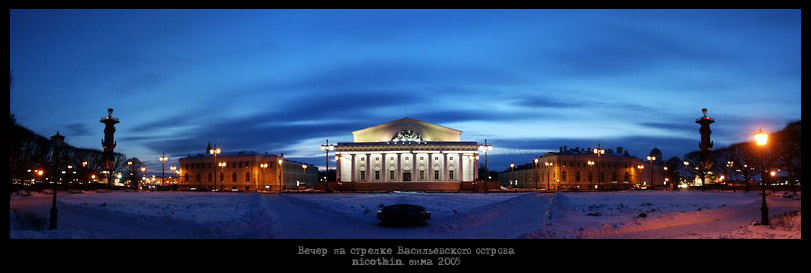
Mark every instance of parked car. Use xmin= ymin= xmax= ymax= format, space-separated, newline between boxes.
xmin=377 ymin=204 xmax=431 ymax=226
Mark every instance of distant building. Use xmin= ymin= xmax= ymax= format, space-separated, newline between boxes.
xmin=499 ymin=146 xmax=665 ymax=191
xmin=178 ymin=146 xmax=318 ymax=192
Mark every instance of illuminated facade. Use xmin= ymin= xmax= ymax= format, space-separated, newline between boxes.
xmin=501 ymin=146 xmax=665 ymax=191
xmin=178 ymin=150 xmax=318 ymax=192
xmin=334 ymin=118 xmax=481 ymax=190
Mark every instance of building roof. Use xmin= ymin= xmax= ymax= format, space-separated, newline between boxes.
xmin=351 ymin=117 xmax=463 ymax=142
xmin=181 ymin=151 xmax=279 ymax=159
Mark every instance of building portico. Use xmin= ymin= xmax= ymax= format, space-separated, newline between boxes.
xmin=333 ymin=118 xmax=482 ymax=191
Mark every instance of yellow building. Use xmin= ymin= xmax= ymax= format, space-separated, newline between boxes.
xmin=178 ymin=148 xmax=318 ymax=192
xmin=502 ymin=146 xmax=664 ymax=191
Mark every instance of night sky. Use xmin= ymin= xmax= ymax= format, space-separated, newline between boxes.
xmin=10 ymin=9 xmax=801 ymax=173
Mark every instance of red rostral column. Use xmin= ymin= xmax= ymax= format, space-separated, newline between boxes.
xmin=696 ymin=108 xmax=714 ymax=191
xmin=101 ymin=108 xmax=120 ymax=188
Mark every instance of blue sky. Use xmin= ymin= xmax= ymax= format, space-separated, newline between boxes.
xmin=10 ymin=9 xmax=801 ymax=172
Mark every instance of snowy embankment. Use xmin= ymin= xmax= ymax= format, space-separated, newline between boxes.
xmin=10 ymin=190 xmax=801 ymax=239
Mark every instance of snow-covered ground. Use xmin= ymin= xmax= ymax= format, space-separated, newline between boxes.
xmin=9 ymin=190 xmax=801 ymax=239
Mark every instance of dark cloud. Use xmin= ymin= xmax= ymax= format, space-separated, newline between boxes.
xmin=64 ymin=123 xmax=92 ymax=137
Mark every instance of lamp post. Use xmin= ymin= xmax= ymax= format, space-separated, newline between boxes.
xmin=754 ymin=128 xmax=769 ymax=225
xmin=218 ymin=162 xmax=227 ymax=191
xmin=534 ymin=158 xmax=539 ymax=190
xmin=140 ymin=167 xmax=147 ymax=189
xmin=509 ymin=162 xmax=515 ymax=189
xmin=587 ymin=160 xmax=595 ymax=190
xmin=159 ymin=153 xmax=168 ymax=190
xmin=278 ymin=154 xmax=284 ymax=192
xmin=170 ymin=166 xmax=177 ymax=190
xmin=127 ymin=161 xmax=137 ymax=191
xmin=49 ymin=131 xmax=65 ymax=230
xmin=320 ymin=139 xmax=335 ymax=191
xmin=260 ymin=163 xmax=268 ymax=192
xmin=545 ymin=162 xmax=554 ymax=191
xmin=593 ymin=145 xmax=605 ymax=190
xmin=209 ymin=147 xmax=221 ymax=191
xmin=302 ymin=164 xmax=308 ymax=188
xmin=480 ymin=140 xmax=493 ymax=180
xmin=647 ymin=156 xmax=656 ymax=189
xmin=637 ymin=165 xmax=645 ymax=188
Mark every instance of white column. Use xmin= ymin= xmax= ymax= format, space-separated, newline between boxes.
xmin=443 ymin=153 xmax=448 ymax=182
xmin=411 ymin=152 xmax=416 ymax=181
xmin=459 ymin=153 xmax=464 ymax=182
xmin=381 ymin=153 xmax=387 ymax=182
xmin=428 ymin=153 xmax=433 ymax=182
xmin=396 ymin=153 xmax=402 ymax=182
xmin=365 ymin=153 xmax=371 ymax=182
xmin=474 ymin=153 xmax=479 ymax=181
xmin=336 ymin=154 xmax=341 ymax=182
xmin=350 ymin=154 xmax=356 ymax=182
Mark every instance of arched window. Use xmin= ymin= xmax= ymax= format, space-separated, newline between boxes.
xmin=245 ymin=172 xmax=251 ymax=182
xmin=185 ymin=173 xmax=190 ymax=182
xmin=575 ymin=172 xmax=581 ymax=182
xmin=562 ymin=171 xmax=567 ymax=182
xmin=624 ymin=172 xmax=630 ymax=182
xmin=196 ymin=173 xmax=201 ymax=182
xmin=208 ymin=173 xmax=212 ymax=182
xmin=612 ymin=172 xmax=617 ymax=182
xmin=232 ymin=172 xmax=237 ymax=182
xmin=588 ymin=172 xmax=593 ymax=182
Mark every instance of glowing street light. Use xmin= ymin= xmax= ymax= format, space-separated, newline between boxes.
xmin=509 ymin=162 xmax=515 ymax=188
xmin=754 ymin=128 xmax=770 ymax=225
xmin=209 ymin=146 xmax=222 ymax=191
xmin=647 ymin=156 xmax=656 ymax=188
xmin=160 ymin=153 xmax=168 ymax=188
xmin=533 ymin=158 xmax=539 ymax=190
xmin=479 ymin=139 xmax=493 ymax=180
xmin=593 ymin=144 xmax=605 ymax=190
xmin=260 ymin=163 xmax=268 ymax=191
xmin=218 ymin=162 xmax=227 ymax=191
xmin=320 ymin=139 xmax=335 ymax=190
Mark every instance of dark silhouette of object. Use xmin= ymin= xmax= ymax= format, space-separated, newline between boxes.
xmin=100 ymin=108 xmax=119 ymax=188
xmin=49 ymin=131 xmax=65 ymax=230
xmin=696 ymin=108 xmax=714 ymax=191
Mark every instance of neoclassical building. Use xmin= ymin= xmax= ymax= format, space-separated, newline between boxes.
xmin=178 ymin=145 xmax=318 ymax=192
xmin=334 ymin=118 xmax=483 ymax=191
xmin=500 ymin=146 xmax=665 ymax=191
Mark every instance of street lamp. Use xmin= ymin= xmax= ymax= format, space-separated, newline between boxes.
xmin=260 ymin=163 xmax=268 ymax=191
xmin=160 ymin=153 xmax=168 ymax=189
xmin=218 ymin=162 xmax=227 ymax=191
xmin=479 ymin=140 xmax=493 ymax=180
xmin=170 ymin=166 xmax=177 ymax=189
xmin=278 ymin=154 xmax=284 ymax=192
xmin=509 ymin=162 xmax=515 ymax=188
xmin=647 ymin=156 xmax=656 ymax=188
xmin=534 ymin=158 xmax=539 ymax=190
xmin=587 ymin=160 xmax=595 ymax=190
xmin=49 ymin=131 xmax=65 ymax=230
xmin=127 ymin=161 xmax=138 ymax=191
xmin=637 ymin=165 xmax=645 ymax=187
xmin=320 ymin=139 xmax=335 ymax=191
xmin=302 ymin=164 xmax=308 ymax=188
xmin=209 ymin=147 xmax=221 ymax=191
xmin=593 ymin=145 xmax=605 ymax=190
xmin=754 ymin=128 xmax=770 ymax=225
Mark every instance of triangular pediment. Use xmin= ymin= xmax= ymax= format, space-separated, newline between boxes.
xmin=352 ymin=117 xmax=462 ymax=142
